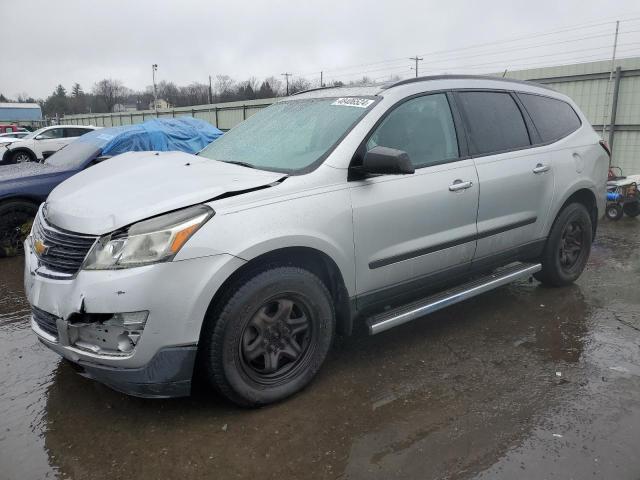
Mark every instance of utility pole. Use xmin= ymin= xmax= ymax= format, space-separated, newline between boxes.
xmin=281 ymin=72 xmax=292 ymax=96
xmin=152 ymin=64 xmax=158 ymax=114
xmin=320 ymin=71 xmax=324 ymax=88
xmin=601 ymin=20 xmax=620 ymax=138
xmin=409 ymin=56 xmax=423 ymax=78
xmin=208 ymin=75 xmax=213 ymax=104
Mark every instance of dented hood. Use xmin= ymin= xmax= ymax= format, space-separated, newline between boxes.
xmin=46 ymin=151 xmax=286 ymax=235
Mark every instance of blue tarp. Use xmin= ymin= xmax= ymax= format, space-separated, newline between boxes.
xmin=76 ymin=117 xmax=223 ymax=156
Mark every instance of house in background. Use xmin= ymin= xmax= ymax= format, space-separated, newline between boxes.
xmin=112 ymin=103 xmax=139 ymax=113
xmin=149 ymin=99 xmax=171 ymax=110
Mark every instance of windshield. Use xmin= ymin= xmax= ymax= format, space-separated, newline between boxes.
xmin=22 ymin=126 xmax=48 ymax=140
xmin=198 ymin=97 xmax=376 ymax=173
xmin=45 ymin=130 xmax=114 ymax=169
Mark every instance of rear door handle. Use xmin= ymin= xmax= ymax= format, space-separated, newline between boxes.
xmin=449 ymin=179 xmax=473 ymax=192
xmin=533 ymin=163 xmax=550 ymax=174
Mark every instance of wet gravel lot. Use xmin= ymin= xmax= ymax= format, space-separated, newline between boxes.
xmin=1 ymin=219 xmax=639 ymax=480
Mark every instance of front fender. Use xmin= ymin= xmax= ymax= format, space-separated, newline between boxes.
xmin=176 ymin=188 xmax=356 ymax=296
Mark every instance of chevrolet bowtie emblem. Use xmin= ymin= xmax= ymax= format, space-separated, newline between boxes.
xmin=34 ymin=238 xmax=49 ymax=256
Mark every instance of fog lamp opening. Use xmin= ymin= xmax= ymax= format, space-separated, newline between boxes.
xmin=68 ymin=311 xmax=149 ymax=356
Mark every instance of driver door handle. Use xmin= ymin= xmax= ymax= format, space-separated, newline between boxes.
xmin=449 ymin=180 xmax=473 ymax=192
xmin=533 ymin=163 xmax=550 ymax=174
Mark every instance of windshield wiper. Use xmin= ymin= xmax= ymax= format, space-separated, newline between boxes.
xmin=222 ymin=160 xmax=256 ymax=169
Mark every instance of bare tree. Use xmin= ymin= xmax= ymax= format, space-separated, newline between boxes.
xmin=180 ymin=82 xmax=209 ymax=106
xmin=214 ymin=75 xmax=236 ymax=102
xmin=237 ymin=78 xmax=260 ymax=100
xmin=93 ymin=79 xmax=126 ymax=113
xmin=263 ymin=76 xmax=284 ymax=96
xmin=348 ymin=76 xmax=373 ymax=86
xmin=156 ymin=81 xmax=180 ymax=107
xmin=288 ymin=77 xmax=311 ymax=95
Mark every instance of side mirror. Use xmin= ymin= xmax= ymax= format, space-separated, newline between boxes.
xmin=35 ymin=135 xmax=44 ymax=140
xmin=360 ymin=146 xmax=415 ymax=175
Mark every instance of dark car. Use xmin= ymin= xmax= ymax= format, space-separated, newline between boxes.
xmin=0 ymin=117 xmax=222 ymax=255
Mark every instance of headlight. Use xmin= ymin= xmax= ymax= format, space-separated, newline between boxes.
xmin=83 ymin=204 xmax=214 ymax=270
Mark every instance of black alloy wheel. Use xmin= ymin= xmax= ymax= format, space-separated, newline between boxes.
xmin=239 ymin=296 xmax=314 ymax=385
xmin=558 ymin=221 xmax=586 ymax=271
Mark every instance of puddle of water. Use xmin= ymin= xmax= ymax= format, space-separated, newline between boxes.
xmin=0 ymin=219 xmax=638 ymax=480
xmin=0 ymin=256 xmax=60 ymax=480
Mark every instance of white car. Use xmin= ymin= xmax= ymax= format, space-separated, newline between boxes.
xmin=0 ymin=132 xmax=29 ymax=152
xmin=0 ymin=131 xmax=29 ymax=139
xmin=1 ymin=125 xmax=98 ymax=164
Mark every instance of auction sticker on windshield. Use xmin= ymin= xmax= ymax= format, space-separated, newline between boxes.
xmin=332 ymin=97 xmax=375 ymax=108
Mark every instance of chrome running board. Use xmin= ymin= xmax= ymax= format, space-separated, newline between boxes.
xmin=367 ymin=262 xmax=541 ymax=335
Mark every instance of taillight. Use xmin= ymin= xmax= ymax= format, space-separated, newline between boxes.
xmin=599 ymin=140 xmax=611 ymax=158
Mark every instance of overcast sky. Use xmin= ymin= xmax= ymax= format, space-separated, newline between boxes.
xmin=2 ymin=0 xmax=639 ymax=99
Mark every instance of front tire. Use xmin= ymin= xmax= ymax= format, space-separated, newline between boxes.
xmin=535 ymin=203 xmax=592 ymax=287
xmin=11 ymin=150 xmax=35 ymax=164
xmin=0 ymin=200 xmax=38 ymax=257
xmin=200 ymin=267 xmax=335 ymax=407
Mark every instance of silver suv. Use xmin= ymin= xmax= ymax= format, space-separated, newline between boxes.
xmin=25 ymin=76 xmax=608 ymax=406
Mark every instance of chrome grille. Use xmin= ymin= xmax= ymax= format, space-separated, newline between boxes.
xmin=32 ymin=306 xmax=59 ymax=339
xmin=32 ymin=210 xmax=97 ymax=278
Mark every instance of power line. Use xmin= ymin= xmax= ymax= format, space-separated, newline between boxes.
xmin=296 ymin=15 xmax=640 ymax=78
xmin=371 ymin=49 xmax=640 ymax=82
xmin=419 ymin=49 xmax=640 ymax=75
xmin=323 ymin=28 xmax=640 ymax=82
xmin=418 ymin=29 xmax=640 ymax=66
xmin=429 ymin=41 xmax=640 ymax=71
xmin=328 ymin=40 xmax=640 ymax=83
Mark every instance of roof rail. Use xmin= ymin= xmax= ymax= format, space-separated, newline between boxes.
xmin=291 ymin=85 xmax=340 ymax=96
xmin=384 ymin=74 xmax=555 ymax=91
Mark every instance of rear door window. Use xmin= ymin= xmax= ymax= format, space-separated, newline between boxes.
xmin=518 ymin=93 xmax=581 ymax=143
xmin=64 ymin=128 xmax=91 ymax=138
xmin=457 ymin=91 xmax=530 ymax=155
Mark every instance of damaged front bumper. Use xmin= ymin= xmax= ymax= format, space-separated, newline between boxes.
xmin=24 ymin=236 xmax=246 ymax=398
xmin=59 ymin=344 xmax=198 ymax=398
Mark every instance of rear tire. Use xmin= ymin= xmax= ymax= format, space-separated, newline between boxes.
xmin=623 ymin=202 xmax=640 ymax=217
xmin=0 ymin=200 xmax=38 ymax=257
xmin=200 ymin=266 xmax=335 ymax=407
xmin=535 ymin=203 xmax=592 ymax=287
xmin=606 ymin=204 xmax=624 ymax=220
xmin=11 ymin=150 xmax=35 ymax=164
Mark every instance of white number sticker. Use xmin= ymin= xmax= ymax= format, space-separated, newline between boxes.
xmin=332 ymin=97 xmax=375 ymax=108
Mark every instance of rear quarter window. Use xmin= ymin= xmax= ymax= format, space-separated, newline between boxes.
xmin=518 ymin=93 xmax=581 ymax=143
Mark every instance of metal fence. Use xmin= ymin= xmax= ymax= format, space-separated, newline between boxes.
xmin=62 ymin=97 xmax=277 ymax=131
